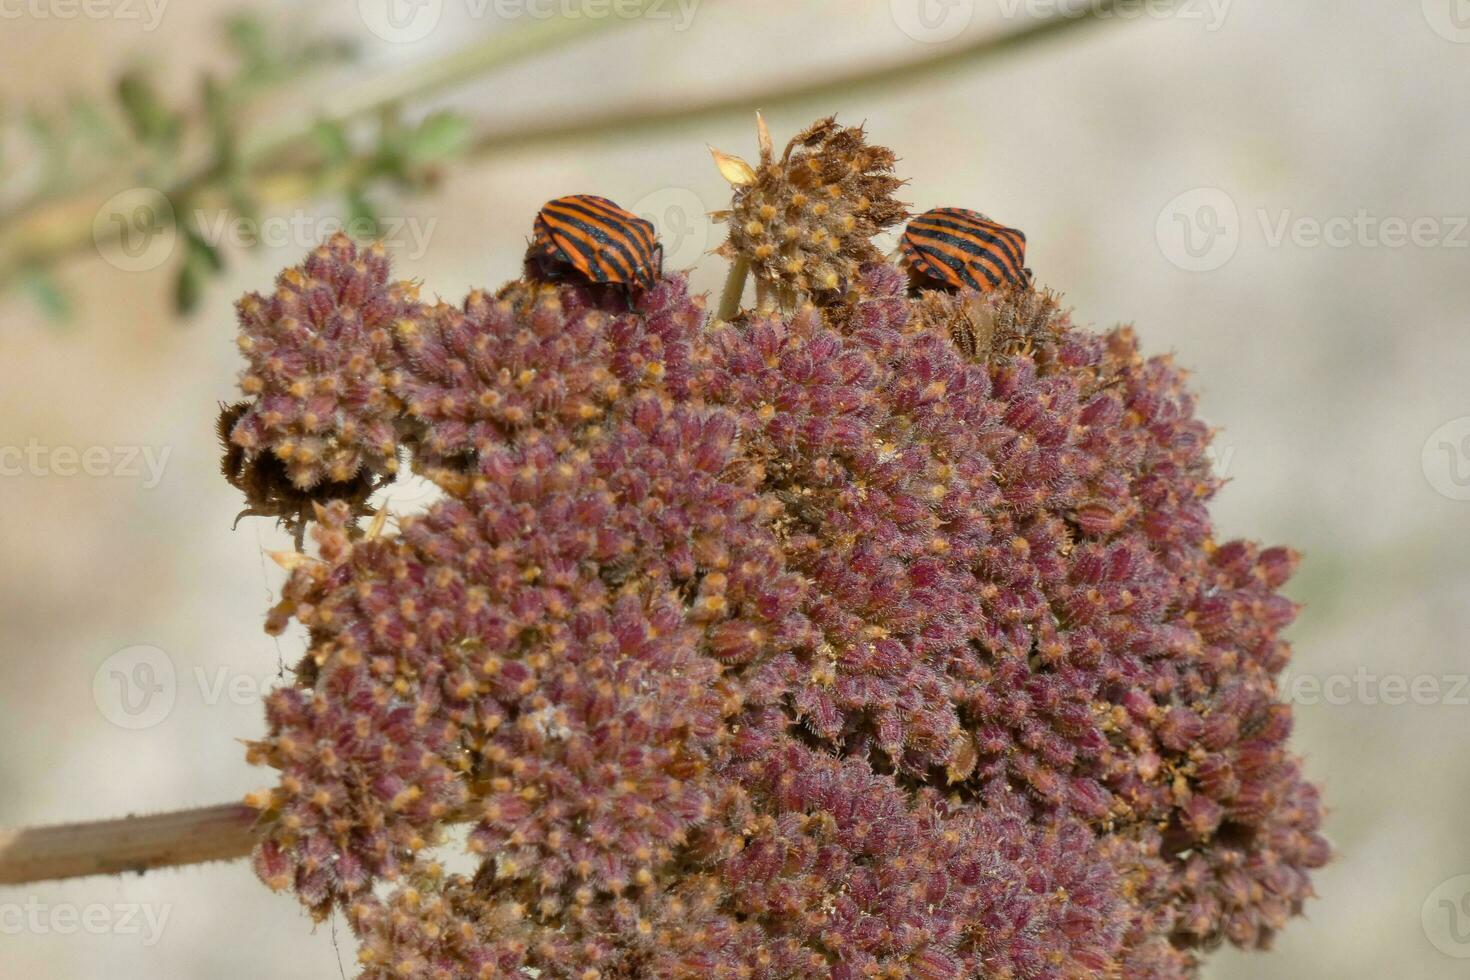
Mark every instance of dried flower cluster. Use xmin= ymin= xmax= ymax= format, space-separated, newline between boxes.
xmin=228 ymin=118 xmax=1326 ymax=979
xmin=228 ymin=235 xmax=418 ymax=489
xmin=715 ymin=115 xmax=907 ymax=302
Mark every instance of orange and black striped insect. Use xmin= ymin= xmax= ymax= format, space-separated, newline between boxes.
xmin=900 ymin=207 xmax=1032 ymax=294
xmin=526 ymin=194 xmax=662 ymax=292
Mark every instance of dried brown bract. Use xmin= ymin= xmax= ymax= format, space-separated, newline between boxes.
xmin=216 ymin=401 xmax=382 ymax=548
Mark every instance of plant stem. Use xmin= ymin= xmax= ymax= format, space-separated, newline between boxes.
xmin=0 ymin=6 xmax=658 ymax=289
xmin=777 ymin=285 xmax=798 ymax=314
xmin=0 ymin=2 xmax=1122 ymax=295
xmin=0 ymin=803 xmax=256 ymax=885
xmin=243 ymin=0 xmax=670 ymax=165
xmin=462 ymin=0 xmax=1124 ymax=159
xmin=716 ymin=254 xmax=750 ymax=321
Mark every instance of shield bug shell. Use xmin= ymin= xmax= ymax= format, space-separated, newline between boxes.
xmin=527 ymin=194 xmax=663 ymax=291
xmin=901 ymin=207 xmax=1031 ymax=293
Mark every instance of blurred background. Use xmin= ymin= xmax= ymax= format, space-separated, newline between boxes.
xmin=0 ymin=0 xmax=1467 ymax=976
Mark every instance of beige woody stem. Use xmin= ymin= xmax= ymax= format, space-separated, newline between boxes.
xmin=0 ymin=803 xmax=256 ymax=886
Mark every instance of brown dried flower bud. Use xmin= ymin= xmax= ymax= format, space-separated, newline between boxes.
xmin=714 ymin=115 xmax=907 ymax=304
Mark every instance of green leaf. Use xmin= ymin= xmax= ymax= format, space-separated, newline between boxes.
xmin=227 ymin=185 xmax=261 ymax=231
xmin=313 ymin=119 xmax=352 ymax=166
xmin=68 ymin=95 xmax=121 ymax=153
xmin=174 ymin=261 xmax=203 ymax=316
xmin=202 ymin=74 xmax=234 ymax=164
xmin=225 ymin=13 xmax=354 ymax=89
xmin=23 ymin=108 xmax=66 ymax=190
xmin=116 ymin=69 xmax=181 ymax=147
xmin=223 ymin=14 xmax=270 ymax=73
xmin=347 ymin=189 xmax=382 ymax=239
xmin=403 ymin=111 xmax=471 ymax=164
xmin=170 ymin=218 xmax=224 ymax=318
xmin=23 ymin=106 xmax=54 ymax=146
xmin=20 ymin=267 xmax=71 ymax=324
xmin=185 ymin=226 xmax=225 ymax=274
xmin=173 ymin=225 xmax=225 ymax=316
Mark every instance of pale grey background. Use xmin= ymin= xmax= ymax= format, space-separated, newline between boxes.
xmin=1 ymin=1 xmax=1468 ymax=976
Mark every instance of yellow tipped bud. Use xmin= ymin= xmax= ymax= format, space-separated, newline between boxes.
xmin=269 ymin=550 xmax=315 ymax=572
xmin=754 ymin=110 xmax=774 ymax=161
xmin=709 ymin=145 xmax=757 ymax=186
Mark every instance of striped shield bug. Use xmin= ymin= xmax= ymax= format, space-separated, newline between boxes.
xmin=526 ymin=194 xmax=663 ymax=292
xmin=900 ymin=207 xmax=1032 ymax=293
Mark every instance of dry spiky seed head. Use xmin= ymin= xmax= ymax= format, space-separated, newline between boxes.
xmin=715 ymin=115 xmax=907 ymax=304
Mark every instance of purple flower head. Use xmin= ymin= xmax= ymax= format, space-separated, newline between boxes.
xmin=228 ymin=119 xmax=1326 ymax=979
